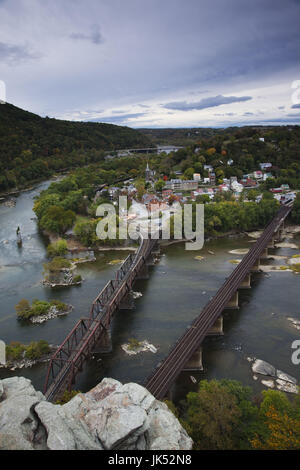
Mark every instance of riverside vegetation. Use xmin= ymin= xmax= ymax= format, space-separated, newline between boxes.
xmin=166 ymin=379 xmax=300 ymax=450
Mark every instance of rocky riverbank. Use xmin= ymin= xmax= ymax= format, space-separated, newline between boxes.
xmin=0 ymin=347 xmax=56 ymax=371
xmin=247 ymin=357 xmax=299 ymax=394
xmin=0 ymin=376 xmax=193 ymax=450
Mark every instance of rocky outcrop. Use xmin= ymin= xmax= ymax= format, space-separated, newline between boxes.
xmin=0 ymin=377 xmax=192 ymax=450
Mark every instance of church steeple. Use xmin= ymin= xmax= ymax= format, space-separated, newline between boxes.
xmin=145 ymin=161 xmax=151 ymax=182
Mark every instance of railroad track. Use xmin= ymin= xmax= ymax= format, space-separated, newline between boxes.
xmin=145 ymin=205 xmax=291 ymax=399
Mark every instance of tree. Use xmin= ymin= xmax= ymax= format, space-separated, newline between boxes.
xmin=40 ymin=206 xmax=75 ymax=234
xmin=155 ymin=179 xmax=165 ymax=192
xmin=15 ymin=299 xmax=30 ymax=319
xmin=291 ymin=193 xmax=300 ymax=223
xmin=251 ymin=390 xmax=300 ymax=450
xmin=47 ymin=239 xmax=68 ymax=257
xmin=183 ymin=380 xmax=240 ymax=449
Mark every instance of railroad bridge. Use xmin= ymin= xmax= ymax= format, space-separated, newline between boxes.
xmin=44 ymin=234 xmax=159 ymax=401
xmin=145 ymin=204 xmax=292 ymax=399
xmin=44 ymin=203 xmax=292 ymax=402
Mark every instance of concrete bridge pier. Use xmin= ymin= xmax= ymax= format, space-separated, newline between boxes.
xmin=260 ymin=247 xmax=269 ymax=259
xmin=226 ymin=291 xmax=239 ymax=309
xmin=251 ymin=258 xmax=261 ymax=272
xmin=207 ymin=316 xmax=224 ymax=335
xmin=239 ymin=273 xmax=251 ymax=289
xmin=96 ymin=326 xmax=112 ymax=353
xmin=183 ymin=348 xmax=203 ymax=371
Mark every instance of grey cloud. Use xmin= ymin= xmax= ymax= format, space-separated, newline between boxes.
xmin=70 ymin=25 xmax=103 ymax=45
xmin=0 ymin=41 xmax=40 ymax=64
xmin=162 ymin=95 xmax=252 ymax=111
xmin=88 ymin=112 xmax=147 ymax=124
xmin=291 ymin=104 xmax=300 ymax=109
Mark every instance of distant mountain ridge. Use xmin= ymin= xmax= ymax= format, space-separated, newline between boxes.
xmin=0 ymin=103 xmax=151 ymax=191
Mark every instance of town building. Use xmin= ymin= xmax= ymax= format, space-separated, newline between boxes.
xmin=164 ymin=179 xmax=198 ymax=191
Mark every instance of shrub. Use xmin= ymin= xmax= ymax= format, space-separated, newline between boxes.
xmin=15 ymin=299 xmax=31 ymax=319
xmin=47 ymin=239 xmax=68 ymax=258
xmin=25 ymin=340 xmax=51 ymax=360
xmin=73 ymin=275 xmax=82 ymax=283
xmin=6 ymin=341 xmax=26 ymax=361
xmin=50 ymin=300 xmax=68 ymax=311
xmin=44 ymin=256 xmax=71 ymax=273
xmin=127 ymin=338 xmax=142 ymax=350
xmin=55 ymin=390 xmax=81 ymax=405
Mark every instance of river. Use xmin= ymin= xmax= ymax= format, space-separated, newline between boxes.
xmin=0 ymin=180 xmax=299 ymax=400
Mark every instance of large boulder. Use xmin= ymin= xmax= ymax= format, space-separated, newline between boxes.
xmin=0 ymin=377 xmax=192 ymax=450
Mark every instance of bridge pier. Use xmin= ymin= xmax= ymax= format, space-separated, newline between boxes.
xmin=207 ymin=316 xmax=224 ymax=335
xmin=96 ymin=326 xmax=112 ymax=353
xmin=151 ymin=246 xmax=160 ymax=256
xmin=226 ymin=291 xmax=239 ymax=309
xmin=119 ymin=291 xmax=135 ymax=310
xmin=274 ymin=227 xmax=284 ymax=242
xmin=183 ymin=348 xmax=203 ymax=371
xmin=146 ymin=253 xmax=156 ymax=266
xmin=136 ymin=264 xmax=149 ymax=280
xmin=260 ymin=248 xmax=269 ymax=260
xmin=239 ymin=273 xmax=251 ymax=289
xmin=251 ymin=258 xmax=261 ymax=272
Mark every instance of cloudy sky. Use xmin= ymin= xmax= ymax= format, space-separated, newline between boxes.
xmin=1 ymin=0 xmax=300 ymax=128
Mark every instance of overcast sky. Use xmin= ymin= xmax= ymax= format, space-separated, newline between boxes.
xmin=1 ymin=0 xmax=300 ymax=128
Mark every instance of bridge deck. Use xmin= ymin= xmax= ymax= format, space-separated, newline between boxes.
xmin=145 ymin=204 xmax=291 ymax=399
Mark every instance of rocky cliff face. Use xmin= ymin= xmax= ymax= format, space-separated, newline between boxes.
xmin=0 ymin=376 xmax=193 ymax=450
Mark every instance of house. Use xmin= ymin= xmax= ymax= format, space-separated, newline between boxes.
xmin=108 ymin=187 xmax=120 ymax=199
xmin=253 ymin=170 xmax=263 ymax=180
xmin=218 ymin=183 xmax=229 ymax=192
xmin=259 ymin=137 xmax=265 ymax=142
xmin=162 ymin=189 xmax=173 ymax=200
xmin=164 ymin=179 xmax=198 ymax=191
xmin=231 ymin=180 xmax=244 ymax=193
xmin=259 ymin=162 xmax=272 ymax=170
xmin=270 ymin=187 xmax=283 ymax=194
xmin=281 ymin=184 xmax=290 ymax=191
xmin=209 ymin=172 xmax=216 ymax=185
xmin=193 ymin=173 xmax=201 ymax=181
xmin=204 ymin=165 xmax=213 ymax=172
xmin=142 ymin=193 xmax=159 ymax=206
xmin=242 ymin=178 xmax=258 ymax=188
xmin=263 ymin=172 xmax=273 ymax=181
xmin=203 ymin=177 xmax=210 ymax=184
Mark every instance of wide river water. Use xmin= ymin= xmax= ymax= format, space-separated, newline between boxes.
xmin=0 ymin=180 xmax=299 ymax=400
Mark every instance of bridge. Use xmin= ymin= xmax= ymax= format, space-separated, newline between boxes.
xmin=145 ymin=203 xmax=292 ymax=400
xmin=44 ymin=234 xmax=158 ymax=401
xmin=44 ymin=203 xmax=292 ymax=402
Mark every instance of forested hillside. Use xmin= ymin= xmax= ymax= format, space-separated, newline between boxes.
xmin=0 ymin=103 xmax=151 ymax=191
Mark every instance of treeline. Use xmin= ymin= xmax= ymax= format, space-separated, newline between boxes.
xmin=169 ymin=197 xmax=280 ymax=238
xmin=0 ymin=102 xmax=151 ymax=191
xmin=143 ymin=125 xmax=300 ymax=188
xmin=166 ymin=379 xmax=300 ymax=450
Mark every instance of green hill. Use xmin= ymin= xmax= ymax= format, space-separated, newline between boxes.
xmin=0 ymin=103 xmax=151 ymax=191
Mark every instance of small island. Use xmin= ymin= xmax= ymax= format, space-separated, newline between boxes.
xmin=15 ymin=298 xmax=73 ymax=324
xmin=2 ymin=340 xmax=54 ymax=370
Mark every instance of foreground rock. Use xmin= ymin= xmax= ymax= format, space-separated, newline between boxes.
xmin=0 ymin=377 xmax=192 ymax=450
